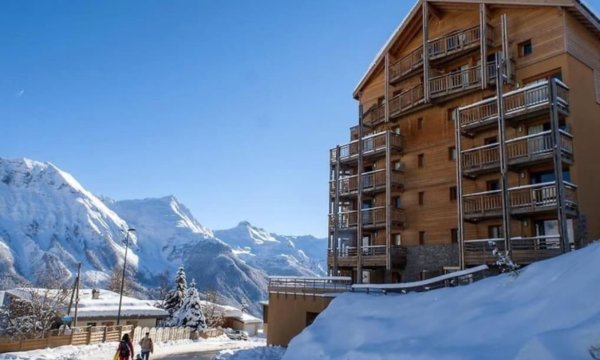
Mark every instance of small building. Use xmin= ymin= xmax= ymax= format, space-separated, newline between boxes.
xmin=200 ymin=300 xmax=264 ymax=336
xmin=3 ymin=288 xmax=168 ymax=328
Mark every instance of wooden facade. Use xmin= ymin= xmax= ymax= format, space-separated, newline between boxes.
xmin=329 ymin=0 xmax=600 ymax=283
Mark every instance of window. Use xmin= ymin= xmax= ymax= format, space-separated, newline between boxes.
xmin=447 ymin=107 xmax=457 ymax=122
xmin=519 ymin=39 xmax=533 ymax=57
xmin=394 ymin=234 xmax=402 ymax=246
xmin=417 ymin=117 xmax=424 ymax=130
xmin=484 ymin=136 xmax=497 ymax=145
xmin=419 ymin=231 xmax=426 ymax=245
xmin=486 ymin=180 xmax=500 ymax=191
xmin=451 ymin=228 xmax=458 ymax=243
xmin=393 ymin=196 xmax=402 ymax=209
xmin=450 ymin=186 xmax=457 ymax=201
xmin=418 ymin=153 xmax=424 ymax=168
xmin=448 ymin=146 xmax=457 ymax=161
xmin=488 ymin=225 xmax=503 ymax=239
xmin=418 ymin=191 xmax=425 ymax=205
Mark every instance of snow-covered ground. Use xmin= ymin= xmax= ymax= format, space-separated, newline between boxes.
xmin=216 ymin=346 xmax=285 ymax=360
xmin=284 ymin=242 xmax=600 ymax=360
xmin=0 ymin=336 xmax=265 ymax=360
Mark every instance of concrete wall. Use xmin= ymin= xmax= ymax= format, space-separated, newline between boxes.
xmin=402 ymin=244 xmax=459 ymax=282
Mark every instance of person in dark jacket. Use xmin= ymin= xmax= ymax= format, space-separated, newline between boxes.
xmin=116 ymin=333 xmax=134 ymax=360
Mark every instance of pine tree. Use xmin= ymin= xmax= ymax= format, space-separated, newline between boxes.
xmin=177 ymin=279 xmax=206 ymax=331
xmin=163 ymin=266 xmax=187 ymax=318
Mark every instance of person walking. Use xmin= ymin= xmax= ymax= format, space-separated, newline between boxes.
xmin=139 ymin=332 xmax=154 ymax=360
xmin=115 ymin=333 xmax=134 ymax=360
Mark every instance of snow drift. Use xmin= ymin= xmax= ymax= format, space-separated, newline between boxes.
xmin=284 ymin=243 xmax=600 ymax=360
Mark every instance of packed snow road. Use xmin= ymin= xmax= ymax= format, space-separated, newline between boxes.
xmin=154 ymin=350 xmax=220 ymax=359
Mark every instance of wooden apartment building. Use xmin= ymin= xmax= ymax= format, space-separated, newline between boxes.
xmin=328 ymin=0 xmax=600 ymax=283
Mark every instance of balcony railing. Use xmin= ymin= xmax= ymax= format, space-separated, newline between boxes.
xmin=430 ymin=64 xmax=481 ymax=98
xmin=328 ymin=245 xmax=408 ymax=268
xmin=463 ymin=181 xmax=578 ymax=220
xmin=389 ymin=83 xmax=425 ymax=117
xmin=362 ymin=103 xmax=385 ymax=127
xmin=268 ymin=276 xmax=352 ymax=296
xmin=461 ymin=130 xmax=574 ymax=175
xmin=463 ymin=235 xmax=562 ymax=265
xmin=458 ymin=80 xmax=570 ymax=131
xmin=362 ymin=207 xmax=405 ymax=228
xmin=428 ymin=25 xmax=491 ymax=60
xmin=390 ymin=46 xmax=423 ymax=83
xmin=330 ymin=131 xmax=404 ymax=164
xmin=509 ymin=181 xmax=578 ymax=215
xmin=330 ymin=169 xmax=405 ymax=197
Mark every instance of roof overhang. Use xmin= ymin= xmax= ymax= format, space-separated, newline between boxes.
xmin=352 ymin=0 xmax=600 ymax=100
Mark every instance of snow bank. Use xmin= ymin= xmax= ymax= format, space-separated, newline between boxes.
xmin=284 ymin=243 xmax=600 ymax=360
xmin=216 ymin=346 xmax=285 ymax=360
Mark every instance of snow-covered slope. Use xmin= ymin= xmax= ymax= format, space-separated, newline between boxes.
xmin=284 ymin=242 xmax=600 ymax=360
xmin=215 ymin=222 xmax=326 ymax=277
xmin=0 ymin=158 xmax=136 ymax=287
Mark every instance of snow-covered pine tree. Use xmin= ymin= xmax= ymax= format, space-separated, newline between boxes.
xmin=163 ymin=265 xmax=187 ymax=318
xmin=177 ymin=279 xmax=206 ymax=331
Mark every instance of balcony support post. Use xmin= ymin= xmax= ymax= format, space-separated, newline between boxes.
xmin=550 ymin=79 xmax=570 ymax=252
xmin=357 ymin=105 xmax=364 ymax=284
xmin=496 ymin=50 xmax=512 ymax=255
xmin=385 ymin=53 xmax=390 ymax=123
xmin=480 ymin=3 xmax=488 ymax=89
xmin=501 ymin=14 xmax=512 ymax=84
xmin=332 ymin=146 xmax=341 ymax=275
xmin=455 ymin=109 xmax=466 ymax=270
xmin=422 ymin=2 xmax=430 ymax=103
xmin=385 ymin=131 xmax=392 ymax=280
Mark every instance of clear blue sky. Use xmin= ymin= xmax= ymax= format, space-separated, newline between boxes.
xmin=1 ymin=1 xmax=598 ymax=238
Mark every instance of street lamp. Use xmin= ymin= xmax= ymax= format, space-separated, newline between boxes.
xmin=116 ymin=228 xmax=136 ymax=326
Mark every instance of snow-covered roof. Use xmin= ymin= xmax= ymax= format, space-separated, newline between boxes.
xmin=6 ymin=288 xmax=168 ymax=319
xmin=199 ymin=300 xmax=263 ymax=324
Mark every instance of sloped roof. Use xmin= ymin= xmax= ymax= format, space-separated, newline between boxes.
xmin=353 ymin=0 xmax=600 ymax=99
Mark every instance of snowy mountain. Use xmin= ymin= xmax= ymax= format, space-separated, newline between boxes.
xmin=0 ymin=158 xmax=136 ymax=287
xmin=215 ymin=221 xmax=327 ymax=277
xmin=108 ymin=197 xmax=268 ymax=315
xmin=0 ymin=157 xmax=325 ymax=316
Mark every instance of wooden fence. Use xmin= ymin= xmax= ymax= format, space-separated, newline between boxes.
xmin=0 ymin=325 xmax=195 ymax=354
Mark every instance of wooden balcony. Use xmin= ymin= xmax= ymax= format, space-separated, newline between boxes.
xmin=362 ymin=103 xmax=385 ymax=127
xmin=509 ymin=181 xmax=578 ymax=217
xmin=428 ymin=25 xmax=492 ymax=62
xmin=389 ymin=46 xmax=423 ymax=84
xmin=331 ymin=169 xmax=405 ymax=198
xmin=463 ymin=236 xmax=563 ymax=266
xmin=461 ymin=130 xmax=574 ymax=177
xmin=458 ymin=80 xmax=570 ymax=133
xmin=330 ymin=207 xmax=405 ymax=231
xmin=463 ymin=181 xmax=578 ymax=221
xmin=389 ymin=83 xmax=425 ymax=118
xmin=330 ymin=131 xmax=405 ymax=165
xmin=430 ymin=62 xmax=496 ymax=100
xmin=327 ymin=245 xmax=408 ymax=269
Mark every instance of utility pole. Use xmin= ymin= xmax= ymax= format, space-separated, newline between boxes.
xmin=116 ymin=228 xmax=136 ymax=325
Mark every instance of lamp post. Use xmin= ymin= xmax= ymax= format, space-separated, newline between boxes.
xmin=116 ymin=228 xmax=135 ymax=326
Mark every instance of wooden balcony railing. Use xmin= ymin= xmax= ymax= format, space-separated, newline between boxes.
xmin=430 ymin=64 xmax=482 ymax=98
xmin=390 ymin=46 xmax=423 ymax=82
xmin=389 ymin=83 xmax=425 ymax=117
xmin=328 ymin=245 xmax=408 ymax=268
xmin=458 ymin=80 xmax=570 ymax=131
xmin=463 ymin=235 xmax=563 ymax=265
xmin=461 ymin=143 xmax=500 ymax=174
xmin=509 ymin=181 xmax=578 ymax=214
xmin=463 ymin=181 xmax=578 ymax=220
xmin=330 ymin=131 xmax=404 ymax=164
xmin=362 ymin=103 xmax=385 ymax=127
xmin=428 ymin=25 xmax=490 ymax=60
xmin=463 ymin=190 xmax=503 ymax=219
xmin=362 ymin=207 xmax=405 ymax=227
xmin=331 ymin=169 xmax=404 ymax=197
xmin=461 ymin=130 xmax=574 ymax=175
